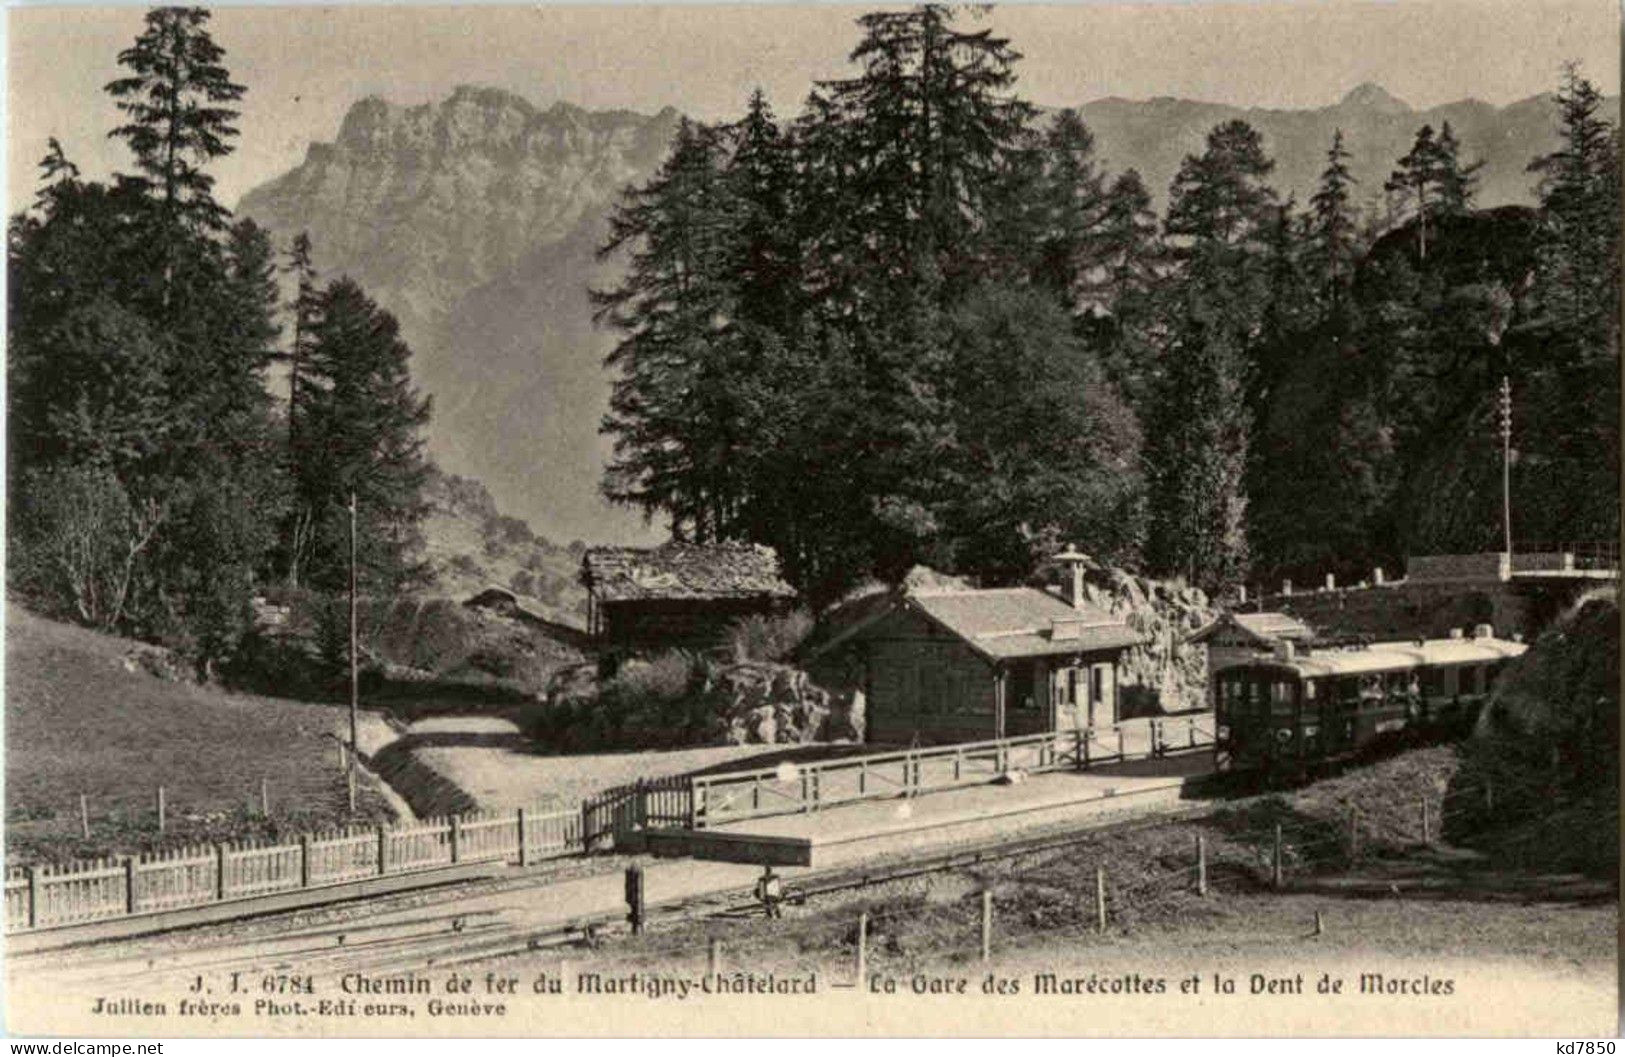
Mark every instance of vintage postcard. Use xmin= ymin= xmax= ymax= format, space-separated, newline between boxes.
xmin=3 ymin=0 xmax=1619 ymax=1039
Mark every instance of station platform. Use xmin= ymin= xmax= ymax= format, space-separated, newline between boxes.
xmin=645 ymin=753 xmax=1216 ymax=868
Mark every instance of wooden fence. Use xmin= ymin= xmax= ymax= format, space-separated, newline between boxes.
xmin=4 ymin=803 xmax=583 ymax=934
xmin=583 ymin=776 xmax=694 ymax=850
xmin=691 ymin=715 xmax=1213 ymax=829
xmin=5 ymin=715 xmax=1212 ymax=934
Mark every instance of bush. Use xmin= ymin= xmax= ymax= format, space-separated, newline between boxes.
xmin=727 ymin=609 xmax=814 ymax=663
xmin=525 ymin=649 xmax=717 ymax=751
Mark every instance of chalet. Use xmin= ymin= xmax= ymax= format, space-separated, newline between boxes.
xmin=462 ymin=585 xmax=592 ymax=649
xmin=580 ymin=542 xmax=798 ymax=652
xmin=807 ymin=548 xmax=1143 ymax=745
xmin=1185 ymin=611 xmax=1315 ymax=676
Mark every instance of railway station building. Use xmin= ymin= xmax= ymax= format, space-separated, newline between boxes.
xmin=808 ymin=549 xmax=1143 ymax=745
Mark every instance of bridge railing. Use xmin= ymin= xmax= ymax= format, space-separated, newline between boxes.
xmin=1515 ymin=541 xmax=1619 ymax=571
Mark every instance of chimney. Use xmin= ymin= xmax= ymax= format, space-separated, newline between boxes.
xmin=1055 ymin=544 xmax=1089 ymax=610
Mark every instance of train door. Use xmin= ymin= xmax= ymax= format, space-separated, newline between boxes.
xmin=1300 ymin=678 xmax=1323 ymax=758
xmin=1269 ymin=674 xmax=1298 ymax=761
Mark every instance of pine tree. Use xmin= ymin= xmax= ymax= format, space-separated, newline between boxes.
xmin=295 ymin=278 xmax=432 ymax=594
xmin=1528 ymin=65 xmax=1620 ymax=338
xmin=1163 ymin=119 xmax=1278 ymax=337
xmin=1148 ymin=120 xmax=1276 ymax=594
xmin=1145 ymin=307 xmax=1251 ymax=596
xmin=1031 ymin=109 xmax=1106 ymax=304
xmin=1306 ymin=129 xmax=1360 ymax=306
xmin=725 ymin=91 xmax=799 ymax=338
xmin=593 ymin=118 xmax=738 ymax=542
xmin=280 ymin=231 xmax=320 ymax=585
xmin=105 ymin=7 xmax=244 ymax=234
xmin=818 ymin=4 xmax=1037 ymax=304
xmin=1384 ymin=122 xmax=1481 ymax=260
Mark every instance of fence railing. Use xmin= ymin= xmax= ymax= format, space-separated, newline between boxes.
xmin=5 ymin=803 xmax=583 ymax=934
xmin=7 ymin=715 xmax=1214 ymax=933
xmin=691 ymin=716 xmax=1213 ymax=829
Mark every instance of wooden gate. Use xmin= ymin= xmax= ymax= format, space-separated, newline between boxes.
xmin=582 ymin=776 xmax=694 ymax=850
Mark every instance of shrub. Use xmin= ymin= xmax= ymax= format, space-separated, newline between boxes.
xmin=525 ymin=649 xmax=716 ymax=751
xmin=727 ymin=609 xmax=814 ymax=663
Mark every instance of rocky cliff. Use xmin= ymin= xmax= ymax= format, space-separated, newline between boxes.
xmin=239 ymin=88 xmax=680 ymax=545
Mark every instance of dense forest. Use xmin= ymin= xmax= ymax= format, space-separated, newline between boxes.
xmin=595 ymin=6 xmax=1620 ymax=606
xmin=7 ymin=8 xmax=432 ymax=668
xmin=7 ymin=5 xmax=1619 ymax=667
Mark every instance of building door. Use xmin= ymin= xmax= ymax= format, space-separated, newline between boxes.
xmin=1006 ymin=662 xmax=1046 ymax=736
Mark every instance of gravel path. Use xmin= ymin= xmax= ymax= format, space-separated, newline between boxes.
xmin=398 ymin=714 xmax=823 ymax=810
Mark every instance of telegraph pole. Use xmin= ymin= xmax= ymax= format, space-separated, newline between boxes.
xmin=348 ymin=490 xmax=359 ymax=814
xmin=1498 ymin=376 xmax=1513 ymax=556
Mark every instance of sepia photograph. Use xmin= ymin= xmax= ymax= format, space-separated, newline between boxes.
xmin=2 ymin=0 xmax=1619 ymax=1039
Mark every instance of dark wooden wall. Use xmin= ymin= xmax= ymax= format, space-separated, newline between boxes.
xmin=600 ymin=596 xmax=790 ymax=653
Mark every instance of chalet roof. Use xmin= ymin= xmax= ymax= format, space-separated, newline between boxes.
xmin=463 ymin=585 xmax=588 ymax=635
xmin=907 ymin=586 xmax=1141 ymax=661
xmin=1187 ymin=611 xmax=1313 ymax=646
xmin=581 ymin=543 xmax=797 ymax=604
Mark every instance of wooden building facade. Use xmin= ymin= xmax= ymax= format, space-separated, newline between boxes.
xmin=580 ymin=543 xmax=798 ymax=653
xmin=810 ymin=551 xmax=1143 ymax=745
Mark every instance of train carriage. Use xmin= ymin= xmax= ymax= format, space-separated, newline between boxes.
xmin=1213 ymin=625 xmax=1527 ymax=776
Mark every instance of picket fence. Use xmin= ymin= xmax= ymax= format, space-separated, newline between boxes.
xmin=4 ymin=803 xmax=582 ymax=933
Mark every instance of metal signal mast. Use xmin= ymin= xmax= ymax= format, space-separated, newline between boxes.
xmin=1498 ymin=376 xmax=1512 ymax=556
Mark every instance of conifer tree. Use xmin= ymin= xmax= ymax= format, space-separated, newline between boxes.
xmin=106 ymin=7 xmax=244 ymax=233
xmin=1032 ymin=109 xmax=1106 ymax=304
xmin=295 ymin=278 xmax=432 ymax=594
xmin=1384 ymin=122 xmax=1481 ymax=260
xmin=594 ymin=118 xmax=736 ymax=542
xmin=1306 ymin=129 xmax=1360 ymax=306
xmin=1528 ymin=65 xmax=1620 ymax=337
xmin=1145 ymin=307 xmax=1252 ymax=596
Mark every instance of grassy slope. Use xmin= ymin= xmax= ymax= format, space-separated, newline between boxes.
xmin=5 ymin=605 xmax=394 ymax=863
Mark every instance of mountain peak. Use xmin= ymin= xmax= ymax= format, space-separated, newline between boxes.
xmin=1339 ymin=82 xmax=1411 ymax=113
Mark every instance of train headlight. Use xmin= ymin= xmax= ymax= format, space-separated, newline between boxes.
xmin=1275 ymin=728 xmax=1292 ymax=743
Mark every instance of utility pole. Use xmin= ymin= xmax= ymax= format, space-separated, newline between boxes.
xmin=1498 ymin=376 xmax=1513 ymax=556
xmin=348 ymin=490 xmax=359 ymax=814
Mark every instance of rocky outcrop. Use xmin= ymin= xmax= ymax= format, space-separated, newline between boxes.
xmin=529 ymin=657 xmax=857 ymax=752
xmin=1075 ymin=567 xmax=1215 ymax=716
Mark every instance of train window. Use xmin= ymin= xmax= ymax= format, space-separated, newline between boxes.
xmin=1337 ymin=678 xmax=1360 ymax=705
xmin=1304 ymin=679 xmax=1319 ymax=702
xmin=1359 ymin=674 xmax=1384 ymax=701
xmin=1470 ymin=665 xmax=1486 ymax=694
xmin=1270 ymin=679 xmax=1296 ymax=714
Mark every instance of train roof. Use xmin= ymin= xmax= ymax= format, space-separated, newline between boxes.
xmin=1230 ymin=636 xmax=1528 ymax=678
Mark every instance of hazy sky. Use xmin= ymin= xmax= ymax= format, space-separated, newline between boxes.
xmin=7 ymin=1 xmax=1620 ymax=214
